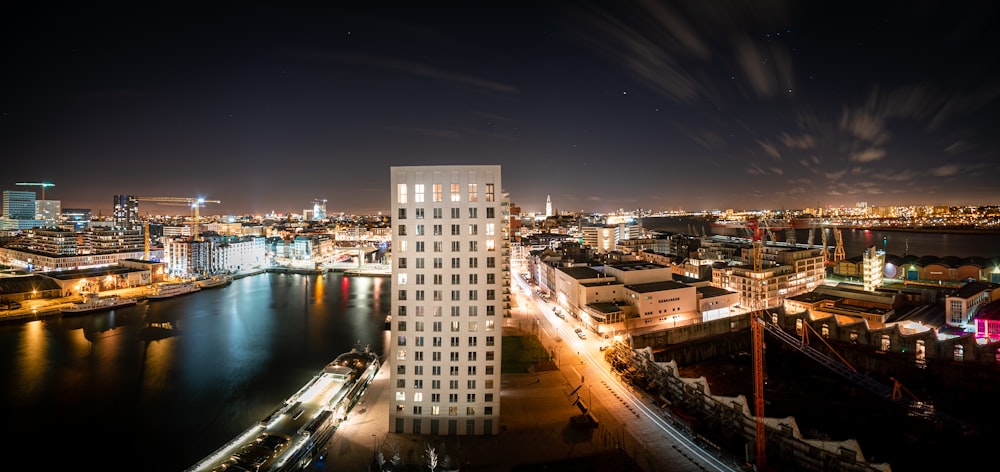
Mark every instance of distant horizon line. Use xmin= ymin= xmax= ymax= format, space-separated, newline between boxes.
xmin=48 ymin=204 xmax=1000 ymax=219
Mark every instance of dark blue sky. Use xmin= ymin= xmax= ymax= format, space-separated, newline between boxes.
xmin=3 ymin=1 xmax=998 ymax=216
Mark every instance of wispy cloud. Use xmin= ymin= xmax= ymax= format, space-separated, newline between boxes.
xmin=839 ymin=109 xmax=890 ymax=145
xmin=757 ymin=140 xmax=781 ymax=159
xmin=824 ymin=170 xmax=846 ymax=180
xmin=944 ymin=140 xmax=972 ymax=154
xmin=735 ymin=38 xmax=794 ymax=98
xmin=285 ymin=49 xmax=519 ymax=94
xmin=928 ymin=82 xmax=1000 ymax=129
xmin=561 ymin=0 xmax=791 ymax=103
xmin=687 ymin=130 xmax=727 ymax=150
xmin=871 ymin=169 xmax=918 ymax=182
xmin=798 ymin=155 xmax=822 ymax=168
xmin=778 ymin=132 xmax=815 ymax=150
xmin=849 ymin=147 xmax=886 ymax=163
xmin=929 ymin=164 xmax=962 ymax=177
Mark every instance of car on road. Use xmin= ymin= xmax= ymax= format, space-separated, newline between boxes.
xmin=574 ymin=328 xmax=586 ymax=339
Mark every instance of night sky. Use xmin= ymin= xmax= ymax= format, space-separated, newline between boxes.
xmin=3 ymin=1 xmax=998 ymax=216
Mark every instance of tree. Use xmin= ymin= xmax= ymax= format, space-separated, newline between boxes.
xmin=424 ymin=442 xmax=438 ymax=471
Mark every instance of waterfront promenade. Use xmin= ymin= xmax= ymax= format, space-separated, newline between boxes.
xmin=0 ymin=270 xmax=266 ymax=324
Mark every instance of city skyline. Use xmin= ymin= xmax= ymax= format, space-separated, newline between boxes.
xmin=4 ymin=2 xmax=999 ymax=215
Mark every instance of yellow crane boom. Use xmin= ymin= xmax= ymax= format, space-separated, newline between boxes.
xmin=135 ymin=196 xmax=221 ymax=253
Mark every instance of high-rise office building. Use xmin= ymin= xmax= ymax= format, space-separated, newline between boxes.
xmin=113 ymin=194 xmax=139 ymax=230
xmin=389 ymin=165 xmax=504 ymax=435
xmin=312 ymin=199 xmax=327 ymax=221
xmin=36 ymin=200 xmax=61 ymax=224
xmin=0 ymin=190 xmax=41 ymax=230
xmin=62 ymin=208 xmax=93 ymax=230
xmin=3 ymin=190 xmax=36 ymax=219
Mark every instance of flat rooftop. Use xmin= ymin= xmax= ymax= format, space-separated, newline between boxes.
xmin=625 ymin=280 xmax=688 ymax=293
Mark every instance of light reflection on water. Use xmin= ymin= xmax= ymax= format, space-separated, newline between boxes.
xmin=0 ymin=272 xmax=387 ymax=472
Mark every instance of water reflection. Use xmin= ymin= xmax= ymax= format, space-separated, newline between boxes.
xmin=0 ymin=272 xmax=388 ymax=472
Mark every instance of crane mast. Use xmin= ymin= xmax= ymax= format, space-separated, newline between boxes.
xmin=833 ymin=227 xmax=846 ymax=263
xmin=819 ymin=227 xmax=830 ymax=264
xmin=747 ymin=219 xmax=767 ymax=470
xmin=134 ymin=197 xmax=221 ymax=256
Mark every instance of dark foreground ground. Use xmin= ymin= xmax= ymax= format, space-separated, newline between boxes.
xmin=677 ymin=348 xmax=994 ymax=472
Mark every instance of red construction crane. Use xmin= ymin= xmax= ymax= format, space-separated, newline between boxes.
xmin=747 ymin=219 xmax=767 ymax=470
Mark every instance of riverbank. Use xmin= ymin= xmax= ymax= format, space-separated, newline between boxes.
xmin=0 ymin=269 xmax=266 ymax=324
xmin=832 ymin=225 xmax=1000 ymax=234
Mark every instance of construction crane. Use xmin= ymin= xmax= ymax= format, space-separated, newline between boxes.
xmin=833 ymin=227 xmax=846 ymax=263
xmin=761 ymin=219 xmax=778 ymax=245
xmin=746 ymin=219 xmax=767 ymax=471
xmin=785 ymin=228 xmax=796 ymax=247
xmin=16 ymin=182 xmax=55 ymax=200
xmin=819 ymin=227 xmax=830 ymax=264
xmin=135 ymin=196 xmax=221 ymax=255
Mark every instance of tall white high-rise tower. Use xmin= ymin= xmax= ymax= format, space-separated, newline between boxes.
xmin=545 ymin=194 xmax=552 ymax=217
xmin=390 ymin=165 xmax=505 ymax=435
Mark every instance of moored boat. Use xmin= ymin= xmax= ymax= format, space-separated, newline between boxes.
xmin=60 ymin=295 xmax=138 ymax=316
xmin=186 ymin=344 xmax=380 ymax=472
xmin=148 ymin=282 xmax=201 ymax=300
xmin=196 ymin=275 xmax=232 ymax=289
xmin=343 ymin=264 xmax=391 ymax=276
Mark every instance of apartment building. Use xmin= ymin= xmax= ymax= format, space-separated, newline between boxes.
xmin=946 ymin=281 xmax=1000 ymax=327
xmin=390 ymin=165 xmax=504 ymax=435
xmin=161 ymin=236 xmax=265 ymax=276
xmin=712 ymin=247 xmax=826 ymax=309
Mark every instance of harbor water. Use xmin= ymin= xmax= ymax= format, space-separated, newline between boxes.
xmin=0 ymin=272 xmax=389 ymax=472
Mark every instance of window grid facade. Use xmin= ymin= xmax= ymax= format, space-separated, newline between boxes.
xmin=390 ymin=165 xmax=504 ymax=436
